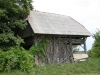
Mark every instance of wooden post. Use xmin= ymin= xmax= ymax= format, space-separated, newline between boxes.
xmin=83 ymin=37 xmax=87 ymax=53
xmin=52 ymin=36 xmax=55 ymax=64
xmin=69 ymin=37 xmax=74 ymax=63
xmin=34 ymin=37 xmax=38 ymax=65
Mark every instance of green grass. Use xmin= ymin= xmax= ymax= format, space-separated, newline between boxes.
xmin=0 ymin=70 xmax=30 ymax=75
xmin=0 ymin=58 xmax=100 ymax=75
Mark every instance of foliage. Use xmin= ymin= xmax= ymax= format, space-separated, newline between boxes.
xmin=31 ymin=58 xmax=100 ymax=75
xmin=0 ymin=46 xmax=34 ymax=72
xmin=0 ymin=38 xmax=48 ymax=72
xmin=88 ymin=29 xmax=100 ymax=57
xmin=29 ymin=38 xmax=48 ymax=60
xmin=0 ymin=58 xmax=100 ymax=75
xmin=0 ymin=0 xmax=33 ymax=50
xmin=0 ymin=39 xmax=47 ymax=72
xmin=0 ymin=0 xmax=35 ymax=72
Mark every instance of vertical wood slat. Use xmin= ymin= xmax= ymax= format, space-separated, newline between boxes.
xmin=69 ymin=37 xmax=74 ymax=63
xmin=53 ymin=36 xmax=55 ymax=64
xmin=34 ymin=37 xmax=38 ymax=65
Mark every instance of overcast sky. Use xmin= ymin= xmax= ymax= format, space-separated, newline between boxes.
xmin=32 ymin=0 xmax=100 ymax=50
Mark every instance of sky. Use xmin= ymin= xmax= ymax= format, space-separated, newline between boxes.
xmin=32 ymin=0 xmax=100 ymax=50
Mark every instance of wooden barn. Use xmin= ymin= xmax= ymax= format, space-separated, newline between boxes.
xmin=17 ymin=11 xmax=91 ymax=65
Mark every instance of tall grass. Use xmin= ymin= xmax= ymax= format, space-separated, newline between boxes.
xmin=33 ymin=58 xmax=100 ymax=75
xmin=0 ymin=58 xmax=100 ymax=75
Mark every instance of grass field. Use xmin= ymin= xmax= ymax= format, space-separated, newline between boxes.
xmin=0 ymin=58 xmax=100 ymax=75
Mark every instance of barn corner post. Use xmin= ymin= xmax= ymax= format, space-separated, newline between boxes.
xmin=69 ymin=37 xmax=74 ymax=63
xmin=52 ymin=36 xmax=56 ymax=64
xmin=34 ymin=35 xmax=44 ymax=65
xmin=83 ymin=37 xmax=87 ymax=53
xmin=34 ymin=36 xmax=39 ymax=65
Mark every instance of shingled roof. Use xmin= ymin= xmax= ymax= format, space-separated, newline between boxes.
xmin=28 ymin=11 xmax=91 ymax=36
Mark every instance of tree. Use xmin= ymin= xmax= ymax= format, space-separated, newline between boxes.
xmin=88 ymin=29 xmax=100 ymax=57
xmin=0 ymin=0 xmax=33 ymax=50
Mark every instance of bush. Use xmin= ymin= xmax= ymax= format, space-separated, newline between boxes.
xmin=88 ymin=29 xmax=100 ymax=58
xmin=0 ymin=46 xmax=34 ymax=72
xmin=88 ymin=47 xmax=100 ymax=57
xmin=0 ymin=38 xmax=48 ymax=72
xmin=29 ymin=38 xmax=48 ymax=60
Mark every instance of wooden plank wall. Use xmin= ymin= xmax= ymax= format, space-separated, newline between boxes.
xmin=44 ymin=36 xmax=73 ymax=64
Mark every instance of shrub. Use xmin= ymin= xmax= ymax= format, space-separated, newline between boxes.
xmin=88 ymin=29 xmax=100 ymax=58
xmin=29 ymin=38 xmax=48 ymax=60
xmin=0 ymin=38 xmax=48 ymax=72
xmin=88 ymin=47 xmax=100 ymax=57
xmin=0 ymin=46 xmax=34 ymax=72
